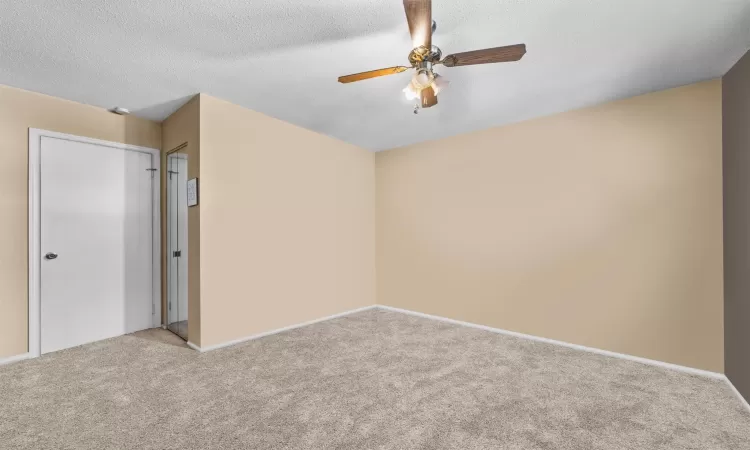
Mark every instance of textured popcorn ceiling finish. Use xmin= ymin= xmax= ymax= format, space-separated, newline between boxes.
xmin=1 ymin=1 xmax=749 ymax=151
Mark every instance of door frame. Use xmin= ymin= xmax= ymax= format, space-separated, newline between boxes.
xmin=28 ymin=128 xmax=161 ymax=358
xmin=165 ymin=151 xmax=189 ymax=338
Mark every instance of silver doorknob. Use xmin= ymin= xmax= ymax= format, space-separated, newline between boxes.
xmin=45 ymin=252 xmax=58 ymax=260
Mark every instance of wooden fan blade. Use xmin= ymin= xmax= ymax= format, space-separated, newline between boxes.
xmin=403 ymin=0 xmax=432 ymax=49
xmin=442 ymin=44 xmax=526 ymax=67
xmin=338 ymin=67 xmax=409 ymax=83
xmin=421 ymin=86 xmax=437 ymax=108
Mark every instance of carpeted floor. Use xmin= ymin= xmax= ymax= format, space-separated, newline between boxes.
xmin=1 ymin=308 xmax=749 ymax=449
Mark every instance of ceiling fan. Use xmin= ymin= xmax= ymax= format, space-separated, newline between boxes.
xmin=337 ymin=0 xmax=527 ymax=110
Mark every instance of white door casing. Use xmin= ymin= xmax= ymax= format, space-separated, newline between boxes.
xmin=28 ymin=129 xmax=161 ymax=357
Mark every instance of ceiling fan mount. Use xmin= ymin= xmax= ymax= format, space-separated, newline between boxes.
xmin=337 ymin=0 xmax=527 ymax=110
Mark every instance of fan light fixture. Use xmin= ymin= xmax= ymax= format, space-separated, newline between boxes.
xmin=403 ymin=81 xmax=420 ymax=100
xmin=431 ymin=73 xmax=449 ymax=95
xmin=403 ymin=69 xmax=439 ymax=101
xmin=337 ymin=0 xmax=527 ymax=111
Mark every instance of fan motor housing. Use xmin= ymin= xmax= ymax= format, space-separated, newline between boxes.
xmin=408 ymin=45 xmax=442 ymax=66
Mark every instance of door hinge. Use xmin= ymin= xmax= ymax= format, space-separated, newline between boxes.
xmin=146 ymin=168 xmax=157 ymax=179
xmin=173 ymin=250 xmax=181 ymax=258
xmin=152 ymin=303 xmax=155 ymax=315
xmin=168 ymin=302 xmax=172 ymax=311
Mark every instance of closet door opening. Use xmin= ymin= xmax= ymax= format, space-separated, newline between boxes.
xmin=28 ymin=129 xmax=160 ymax=357
xmin=166 ymin=151 xmax=189 ymax=340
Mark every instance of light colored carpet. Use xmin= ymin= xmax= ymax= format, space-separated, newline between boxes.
xmin=130 ymin=327 xmax=188 ymax=348
xmin=1 ymin=308 xmax=749 ymax=449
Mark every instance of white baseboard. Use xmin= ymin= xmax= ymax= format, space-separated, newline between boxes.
xmin=5 ymin=304 xmax=748 ymax=413
xmin=376 ymin=305 xmax=725 ymax=380
xmin=724 ymin=376 xmax=750 ymax=413
xmin=186 ymin=305 xmax=379 ymax=352
xmin=0 ymin=352 xmax=31 ymax=367
xmin=186 ymin=303 xmax=725 ymax=381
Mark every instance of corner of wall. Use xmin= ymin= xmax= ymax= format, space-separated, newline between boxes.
xmin=194 ymin=96 xmax=376 ymax=347
xmin=373 ymin=80 xmax=724 ymax=373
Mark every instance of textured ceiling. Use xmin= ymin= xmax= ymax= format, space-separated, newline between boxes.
xmin=2 ymin=0 xmax=750 ymax=151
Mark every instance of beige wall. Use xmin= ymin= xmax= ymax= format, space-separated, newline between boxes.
xmin=197 ymin=94 xmax=376 ymax=348
xmin=376 ymin=80 xmax=724 ymax=372
xmin=161 ymin=96 xmax=202 ymax=345
xmin=0 ymin=80 xmax=726 ymax=372
xmin=0 ymin=84 xmax=161 ymax=358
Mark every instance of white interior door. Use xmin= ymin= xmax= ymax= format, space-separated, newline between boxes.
xmin=39 ymin=136 xmax=155 ymax=354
